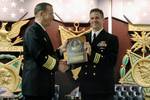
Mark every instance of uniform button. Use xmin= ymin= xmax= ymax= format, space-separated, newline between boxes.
xmin=85 ymin=65 xmax=88 ymax=67
xmin=51 ymin=73 xmax=53 ymax=75
xmin=44 ymin=37 xmax=47 ymax=41
xmin=93 ymin=73 xmax=96 ymax=76
xmin=93 ymin=65 xmax=96 ymax=68
xmin=45 ymin=56 xmax=47 ymax=59
xmin=101 ymin=50 xmax=103 ymax=52
xmin=84 ymin=72 xmax=87 ymax=75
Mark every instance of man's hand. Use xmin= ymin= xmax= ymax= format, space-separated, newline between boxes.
xmin=58 ymin=59 xmax=68 ymax=73
xmin=59 ymin=40 xmax=68 ymax=53
xmin=84 ymin=42 xmax=91 ymax=56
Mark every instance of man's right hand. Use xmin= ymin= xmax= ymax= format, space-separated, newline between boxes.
xmin=84 ymin=42 xmax=91 ymax=56
xmin=58 ymin=59 xmax=68 ymax=73
xmin=58 ymin=40 xmax=68 ymax=53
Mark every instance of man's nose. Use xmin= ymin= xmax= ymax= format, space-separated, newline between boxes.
xmin=93 ymin=18 xmax=97 ymax=22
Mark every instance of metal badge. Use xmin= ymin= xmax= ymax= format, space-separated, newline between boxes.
xmin=97 ymin=41 xmax=107 ymax=48
xmin=43 ymin=37 xmax=47 ymax=42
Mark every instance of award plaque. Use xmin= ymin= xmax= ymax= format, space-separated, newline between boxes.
xmin=66 ymin=36 xmax=87 ymax=64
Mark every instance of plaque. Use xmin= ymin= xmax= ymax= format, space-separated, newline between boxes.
xmin=66 ymin=36 xmax=87 ymax=64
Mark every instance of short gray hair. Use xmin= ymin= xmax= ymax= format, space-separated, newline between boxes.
xmin=34 ymin=2 xmax=52 ymax=15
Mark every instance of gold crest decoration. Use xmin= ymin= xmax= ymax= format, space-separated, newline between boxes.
xmin=0 ymin=55 xmax=23 ymax=92
xmin=59 ymin=21 xmax=91 ymax=45
xmin=0 ymin=18 xmax=28 ymax=94
xmin=0 ymin=20 xmax=29 ymax=52
xmin=119 ymin=30 xmax=150 ymax=96
xmin=59 ymin=21 xmax=91 ymax=79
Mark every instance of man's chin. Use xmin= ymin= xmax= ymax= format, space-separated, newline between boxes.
xmin=92 ymin=26 xmax=100 ymax=30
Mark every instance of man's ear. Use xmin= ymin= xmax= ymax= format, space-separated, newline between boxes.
xmin=39 ymin=10 xmax=44 ymax=16
xmin=35 ymin=10 xmax=43 ymax=17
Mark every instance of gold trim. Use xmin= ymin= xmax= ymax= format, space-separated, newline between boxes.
xmin=129 ymin=24 xmax=150 ymax=31
xmin=0 ymin=46 xmax=23 ymax=52
xmin=93 ymin=53 xmax=102 ymax=64
xmin=43 ymin=55 xmax=56 ymax=70
xmin=15 ymin=77 xmax=22 ymax=92
xmin=119 ymin=70 xmax=136 ymax=84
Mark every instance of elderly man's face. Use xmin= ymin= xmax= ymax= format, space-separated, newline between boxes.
xmin=42 ymin=5 xmax=54 ymax=27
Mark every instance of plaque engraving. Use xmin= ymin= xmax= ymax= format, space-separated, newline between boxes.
xmin=66 ymin=36 xmax=87 ymax=64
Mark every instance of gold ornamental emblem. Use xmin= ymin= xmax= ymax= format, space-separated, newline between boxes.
xmin=132 ymin=59 xmax=150 ymax=87
xmin=0 ymin=56 xmax=23 ymax=92
xmin=0 ymin=66 xmax=19 ymax=91
xmin=0 ymin=20 xmax=29 ymax=52
xmin=119 ymin=30 xmax=150 ymax=96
